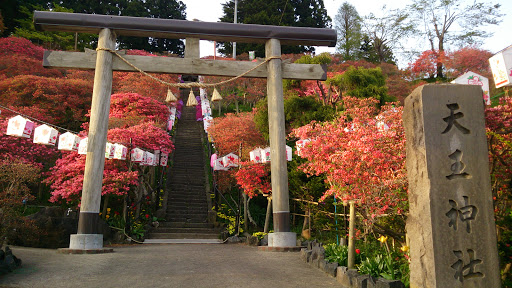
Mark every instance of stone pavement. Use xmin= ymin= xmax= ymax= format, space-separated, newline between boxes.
xmin=0 ymin=244 xmax=339 ymax=288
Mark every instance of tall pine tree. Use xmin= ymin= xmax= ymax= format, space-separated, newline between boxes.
xmin=334 ymin=2 xmax=361 ymax=61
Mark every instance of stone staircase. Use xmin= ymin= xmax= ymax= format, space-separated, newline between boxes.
xmin=144 ymin=106 xmax=221 ymax=244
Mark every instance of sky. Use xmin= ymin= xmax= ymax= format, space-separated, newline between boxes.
xmin=180 ymin=0 xmax=512 ymax=68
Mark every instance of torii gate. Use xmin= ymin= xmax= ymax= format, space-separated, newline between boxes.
xmin=34 ymin=11 xmax=336 ymax=251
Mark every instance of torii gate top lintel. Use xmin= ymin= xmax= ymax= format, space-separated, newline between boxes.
xmin=34 ymin=11 xmax=337 ymax=47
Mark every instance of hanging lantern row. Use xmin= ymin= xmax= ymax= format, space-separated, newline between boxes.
xmin=130 ymin=147 xmax=168 ymax=166
xmin=200 ymin=87 xmax=213 ymax=133
xmin=211 ymin=152 xmax=240 ymax=171
xmin=249 ymin=146 xmax=293 ymax=163
xmin=4 ymin=115 xmax=168 ymax=166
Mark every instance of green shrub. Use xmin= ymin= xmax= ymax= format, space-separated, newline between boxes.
xmin=324 ymin=243 xmax=349 ymax=266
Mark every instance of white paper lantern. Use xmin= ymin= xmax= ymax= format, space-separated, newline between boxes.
xmin=131 ymin=148 xmax=146 ymax=163
xmin=154 ymin=150 xmax=160 ymax=164
xmin=143 ymin=151 xmax=154 ymax=166
xmin=105 ymin=142 xmax=115 ymax=159
xmin=203 ymin=116 xmax=212 ymax=133
xmin=160 ymin=153 xmax=169 ymax=167
xmin=286 ymin=145 xmax=292 ymax=161
xmin=213 ymin=158 xmax=229 ymax=171
xmin=296 ymin=139 xmax=311 ymax=157
xmin=33 ymin=124 xmax=58 ymax=146
xmin=222 ymin=153 xmax=239 ymax=168
xmin=58 ymin=132 xmax=80 ymax=151
xmin=489 ymin=46 xmax=512 ymax=88
xmin=6 ymin=115 xmax=34 ymax=138
xmin=78 ymin=137 xmax=88 ymax=155
xmin=451 ymin=71 xmax=491 ymax=105
xmin=262 ymin=147 xmax=271 ymax=163
xmin=113 ymin=144 xmax=128 ymax=160
xmin=250 ymin=148 xmax=264 ymax=163
xmin=167 ymin=119 xmax=175 ymax=131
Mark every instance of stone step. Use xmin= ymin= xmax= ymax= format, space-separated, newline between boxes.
xmin=151 ymin=227 xmax=219 ymax=234
xmin=167 ymin=205 xmax=208 ymax=211
xmin=143 ymin=239 xmax=223 ymax=244
xmin=158 ymin=222 xmax=214 ymax=228
xmin=166 ymin=216 xmax=208 ymax=222
xmin=167 ymin=207 xmax=208 ymax=213
xmin=169 ymin=184 xmax=205 ymax=190
xmin=166 ymin=207 xmax=208 ymax=213
xmin=167 ymin=198 xmax=207 ymax=203
xmin=167 ymin=199 xmax=207 ymax=204
xmin=166 ymin=213 xmax=209 ymax=219
xmin=167 ymin=194 xmax=206 ymax=200
xmin=147 ymin=232 xmax=219 ymax=239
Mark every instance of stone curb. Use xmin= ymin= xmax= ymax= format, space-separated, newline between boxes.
xmin=57 ymin=248 xmax=114 ymax=254
xmin=257 ymin=246 xmax=302 ymax=252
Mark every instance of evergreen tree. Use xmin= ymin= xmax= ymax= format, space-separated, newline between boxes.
xmin=218 ymin=0 xmax=331 ymax=58
xmin=334 ymin=2 xmax=361 ymax=61
xmin=58 ymin=0 xmax=187 ymax=54
xmin=3 ymin=0 xmax=187 ymax=54
xmin=357 ymin=34 xmax=396 ymax=65
xmin=327 ymin=66 xmax=393 ymax=107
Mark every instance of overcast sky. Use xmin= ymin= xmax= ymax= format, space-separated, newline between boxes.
xmin=181 ymin=0 xmax=511 ymax=67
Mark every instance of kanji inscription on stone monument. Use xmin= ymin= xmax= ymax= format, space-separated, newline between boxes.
xmin=404 ymin=84 xmax=500 ymax=287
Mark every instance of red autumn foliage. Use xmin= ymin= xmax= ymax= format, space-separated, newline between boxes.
xmin=46 ymin=90 xmax=173 ymax=203
xmin=0 ymin=75 xmax=92 ymax=130
xmin=107 ymin=93 xmax=170 ymax=129
xmin=47 ymin=121 xmax=174 ymax=204
xmin=0 ymin=54 xmax=63 ymax=81
xmin=291 ymin=96 xmax=407 ymax=219
xmin=207 ymin=111 xmax=266 ymax=160
xmin=445 ymin=47 xmax=493 ymax=79
xmin=0 ymin=37 xmax=45 ymax=60
xmin=234 ymin=162 xmax=271 ymax=198
xmin=45 ymin=152 xmax=139 ymax=204
xmin=408 ymin=50 xmax=447 ymax=79
xmin=107 ymin=122 xmax=174 ymax=154
xmin=485 ymin=97 xmax=512 ymax=222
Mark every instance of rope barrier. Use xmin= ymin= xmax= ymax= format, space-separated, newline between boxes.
xmin=96 ymin=47 xmax=281 ymax=89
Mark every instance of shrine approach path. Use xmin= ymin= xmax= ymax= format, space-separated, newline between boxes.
xmin=0 ymin=244 xmax=338 ymax=288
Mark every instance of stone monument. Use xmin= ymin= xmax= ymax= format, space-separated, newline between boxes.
xmin=404 ymin=84 xmax=500 ymax=287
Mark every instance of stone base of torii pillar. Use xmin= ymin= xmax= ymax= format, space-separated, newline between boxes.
xmin=58 ymin=234 xmax=113 ymax=254
xmin=268 ymin=232 xmax=297 ymax=247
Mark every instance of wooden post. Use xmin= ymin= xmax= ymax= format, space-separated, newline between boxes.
xmin=264 ymin=196 xmax=272 ymax=233
xmin=70 ymin=28 xmax=116 ymax=250
xmin=347 ymin=201 xmax=356 ymax=269
xmin=266 ymin=38 xmax=295 ymax=247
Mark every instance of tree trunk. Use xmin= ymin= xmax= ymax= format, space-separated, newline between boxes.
xmin=243 ymin=192 xmax=248 ymax=232
xmin=301 ymin=207 xmax=311 ymax=239
xmin=101 ymin=194 xmax=110 ymax=220
xmin=264 ymin=196 xmax=272 ymax=233
xmin=436 ymin=38 xmax=444 ymax=79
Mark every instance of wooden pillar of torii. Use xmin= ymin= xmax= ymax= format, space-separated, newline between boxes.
xmin=34 ymin=11 xmax=336 ymax=251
